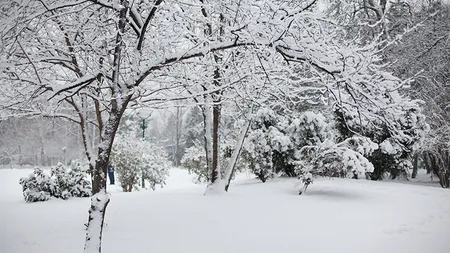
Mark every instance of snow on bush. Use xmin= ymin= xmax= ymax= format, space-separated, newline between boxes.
xmin=67 ymin=161 xmax=91 ymax=197
xmin=242 ymin=108 xmax=284 ymax=182
xmin=181 ymin=144 xmax=207 ymax=183
xmin=51 ymin=163 xmax=71 ymax=200
xmin=288 ymin=111 xmax=328 ymax=147
xmin=243 ymin=109 xmax=332 ymax=182
xmin=50 ymin=162 xmax=91 ymax=199
xmin=334 ymin=102 xmax=428 ymax=180
xmin=290 ymin=113 xmax=379 ymax=184
xmin=296 ymin=136 xmax=378 ymax=181
xmin=19 ymin=168 xmax=54 ymax=202
xmin=243 ymin=108 xmax=382 ymax=191
xmin=19 ymin=162 xmax=91 ymax=203
xmin=243 ymin=128 xmax=277 ymax=182
xmin=112 ymin=135 xmax=170 ymax=192
xmin=181 ymin=142 xmax=243 ymax=184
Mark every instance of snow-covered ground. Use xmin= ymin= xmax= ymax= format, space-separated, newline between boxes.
xmin=1 ymin=168 xmax=450 ymax=253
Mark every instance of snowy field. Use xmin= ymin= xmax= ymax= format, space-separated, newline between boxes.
xmin=1 ymin=168 xmax=450 ymax=253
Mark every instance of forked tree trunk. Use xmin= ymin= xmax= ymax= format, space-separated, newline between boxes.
xmin=84 ymin=2 xmax=128 ymax=250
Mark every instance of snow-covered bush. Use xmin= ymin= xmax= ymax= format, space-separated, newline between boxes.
xmin=242 ymin=108 xmax=283 ymax=182
xmin=296 ymin=136 xmax=378 ymax=180
xmin=281 ymin=111 xmax=330 ymax=177
xmin=51 ymin=163 xmax=71 ymax=199
xmin=19 ymin=163 xmax=91 ymax=203
xmin=243 ymin=109 xmax=334 ymax=182
xmin=19 ymin=168 xmax=54 ymax=203
xmin=67 ymin=160 xmax=91 ymax=197
xmin=181 ymin=144 xmax=207 ymax=183
xmin=243 ymin=128 xmax=277 ymax=182
xmin=291 ymin=111 xmax=379 ymax=189
xmin=181 ymin=142 xmax=243 ymax=184
xmin=112 ymin=135 xmax=170 ymax=192
xmin=288 ymin=111 xmax=328 ymax=147
xmin=51 ymin=162 xmax=91 ymax=198
xmin=334 ymin=103 xmax=428 ymax=180
xmin=242 ymin=108 xmax=382 ymax=191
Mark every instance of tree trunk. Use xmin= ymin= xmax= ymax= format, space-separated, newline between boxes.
xmin=83 ymin=94 xmax=129 ymax=252
xmin=83 ymin=122 xmax=115 ymax=252
xmin=211 ymin=101 xmax=221 ymax=184
xmin=83 ymin=190 xmax=110 ymax=253
xmin=423 ymin=152 xmax=431 ymax=174
xmin=175 ymin=107 xmax=182 ymax=167
xmin=224 ymin=120 xmax=251 ymax=191
xmin=412 ymin=153 xmax=419 ymax=178
xmin=201 ymin=98 xmax=213 ymax=183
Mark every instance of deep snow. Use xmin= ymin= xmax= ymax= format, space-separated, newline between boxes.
xmin=1 ymin=168 xmax=450 ymax=253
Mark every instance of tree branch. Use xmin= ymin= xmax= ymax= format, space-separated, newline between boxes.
xmin=136 ymin=0 xmax=163 ymax=51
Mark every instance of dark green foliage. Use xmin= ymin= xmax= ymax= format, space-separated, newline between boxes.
xmin=337 ymin=117 xmax=398 ymax=180
xmin=67 ymin=161 xmax=92 ymax=197
xmin=272 ymin=150 xmax=296 ymax=177
xmin=19 ymin=163 xmax=91 ymax=203
xmin=368 ymin=150 xmax=397 ymax=180
xmin=51 ymin=163 xmax=71 ymax=199
xmin=19 ymin=168 xmax=54 ymax=202
xmin=333 ymin=106 xmax=427 ymax=181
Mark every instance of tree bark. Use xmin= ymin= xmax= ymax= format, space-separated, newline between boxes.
xmin=423 ymin=152 xmax=431 ymax=174
xmin=175 ymin=107 xmax=182 ymax=167
xmin=201 ymin=97 xmax=213 ymax=183
xmin=412 ymin=153 xmax=419 ymax=178
xmin=83 ymin=190 xmax=110 ymax=253
xmin=83 ymin=0 xmax=129 ymax=246
xmin=224 ymin=120 xmax=251 ymax=191
xmin=209 ymin=13 xmax=225 ymax=188
xmin=211 ymin=103 xmax=220 ymax=183
xmin=83 ymin=109 xmax=125 ymax=253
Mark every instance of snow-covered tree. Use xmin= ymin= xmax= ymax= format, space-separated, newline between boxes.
xmin=334 ymin=96 xmax=428 ymax=180
xmin=383 ymin=2 xmax=450 ymax=186
xmin=242 ymin=106 xmax=422 ymax=193
xmin=0 ymin=117 xmax=83 ymax=166
xmin=112 ymin=135 xmax=169 ymax=192
xmin=182 ymin=106 xmax=204 ymax=151
xmin=1 ymin=0 xmax=433 ymax=250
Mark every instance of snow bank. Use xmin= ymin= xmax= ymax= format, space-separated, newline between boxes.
xmin=1 ymin=168 xmax=450 ymax=253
